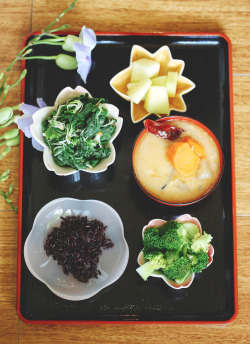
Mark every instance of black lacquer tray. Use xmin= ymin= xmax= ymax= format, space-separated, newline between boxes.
xmin=17 ymin=33 xmax=237 ymax=323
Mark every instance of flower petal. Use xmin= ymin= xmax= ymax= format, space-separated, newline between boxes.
xmin=77 ymin=57 xmax=92 ymax=83
xmin=19 ymin=103 xmax=39 ymax=117
xmin=74 ymin=42 xmax=91 ymax=59
xmin=32 ymin=137 xmax=44 ymax=151
xmin=74 ymin=43 xmax=92 ymax=83
xmin=18 ymin=99 xmax=46 ymax=151
xmin=17 ymin=115 xmax=33 ymax=138
xmin=79 ymin=26 xmax=96 ymax=51
xmin=37 ymin=98 xmax=47 ymax=108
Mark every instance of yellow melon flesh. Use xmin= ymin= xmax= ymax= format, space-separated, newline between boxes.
xmin=144 ymin=86 xmax=169 ymax=114
xmin=166 ymin=72 xmax=178 ymax=98
xmin=127 ymin=78 xmax=152 ymax=104
xmin=131 ymin=58 xmax=160 ymax=82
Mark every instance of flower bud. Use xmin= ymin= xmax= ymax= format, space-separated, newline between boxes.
xmin=55 ymin=54 xmax=78 ymax=70
xmin=0 ymin=128 xmax=19 ymax=141
xmin=62 ymin=35 xmax=82 ymax=52
xmin=0 ymin=107 xmax=13 ymax=125
xmin=0 ymin=135 xmax=20 ymax=147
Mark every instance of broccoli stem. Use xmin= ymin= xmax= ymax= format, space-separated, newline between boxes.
xmin=136 ymin=261 xmax=156 ymax=281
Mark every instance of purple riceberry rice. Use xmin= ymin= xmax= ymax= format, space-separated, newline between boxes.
xmin=44 ymin=215 xmax=114 ymax=283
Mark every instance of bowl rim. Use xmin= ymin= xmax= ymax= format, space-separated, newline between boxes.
xmin=132 ymin=116 xmax=224 ymax=206
xmin=24 ymin=197 xmax=129 ymax=301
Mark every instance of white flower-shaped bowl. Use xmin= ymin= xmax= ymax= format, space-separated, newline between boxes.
xmin=137 ymin=214 xmax=214 ymax=289
xmin=24 ymin=198 xmax=129 ymax=301
xmin=30 ymin=86 xmax=123 ymax=176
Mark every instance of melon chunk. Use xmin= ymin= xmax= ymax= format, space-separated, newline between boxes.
xmin=127 ymin=82 xmax=137 ymax=89
xmin=131 ymin=58 xmax=160 ymax=82
xmin=144 ymin=86 xmax=169 ymax=114
xmin=127 ymin=78 xmax=152 ymax=104
xmin=151 ymin=76 xmax=168 ymax=86
xmin=166 ymin=72 xmax=178 ymax=97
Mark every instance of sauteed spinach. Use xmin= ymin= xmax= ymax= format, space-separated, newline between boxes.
xmin=42 ymin=94 xmax=117 ymax=170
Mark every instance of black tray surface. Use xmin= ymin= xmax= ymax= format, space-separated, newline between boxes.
xmin=19 ymin=33 xmax=235 ymax=322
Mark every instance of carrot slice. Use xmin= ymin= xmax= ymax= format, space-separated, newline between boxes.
xmin=167 ymin=142 xmax=200 ymax=176
xmin=182 ymin=136 xmax=205 ymax=158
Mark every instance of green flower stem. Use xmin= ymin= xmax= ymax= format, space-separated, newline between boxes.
xmin=49 ymin=24 xmax=70 ymax=33
xmin=22 ymin=55 xmax=57 ymax=61
xmin=33 ymin=37 xmax=65 ymax=44
xmin=9 ymin=69 xmax=27 ymax=90
xmin=43 ymin=0 xmax=77 ymax=33
xmin=0 ymin=0 xmax=78 ymax=100
xmin=0 ymin=85 xmax=10 ymax=106
xmin=29 ymin=40 xmax=64 ymax=47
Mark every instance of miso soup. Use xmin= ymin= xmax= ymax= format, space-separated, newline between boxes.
xmin=132 ymin=118 xmax=223 ymax=204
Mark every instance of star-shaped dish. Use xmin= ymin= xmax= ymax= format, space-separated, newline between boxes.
xmin=110 ymin=45 xmax=195 ymax=123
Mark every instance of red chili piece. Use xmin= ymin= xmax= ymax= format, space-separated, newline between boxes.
xmin=144 ymin=119 xmax=184 ymax=140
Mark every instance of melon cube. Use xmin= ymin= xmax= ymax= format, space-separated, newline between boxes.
xmin=127 ymin=78 xmax=152 ymax=104
xmin=144 ymin=86 xmax=169 ymax=114
xmin=166 ymin=72 xmax=178 ymax=98
xmin=131 ymin=58 xmax=160 ymax=82
xmin=127 ymin=82 xmax=137 ymax=89
xmin=151 ymin=75 xmax=168 ymax=86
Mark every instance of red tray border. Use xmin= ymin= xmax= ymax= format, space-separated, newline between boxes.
xmin=16 ymin=31 xmax=238 ymax=325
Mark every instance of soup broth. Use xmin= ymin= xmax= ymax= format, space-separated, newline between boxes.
xmin=133 ymin=119 xmax=222 ymax=204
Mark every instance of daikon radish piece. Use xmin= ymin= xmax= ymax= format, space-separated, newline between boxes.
xmin=196 ymin=159 xmax=212 ymax=180
xmin=174 ymin=179 xmax=189 ymax=191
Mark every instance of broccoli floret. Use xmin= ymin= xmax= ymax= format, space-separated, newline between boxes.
xmin=177 ymin=222 xmax=200 ymax=245
xmin=160 ymin=220 xmax=182 ymax=232
xmin=162 ymin=256 xmax=192 ymax=282
xmin=143 ymin=227 xmax=161 ymax=251
xmin=136 ymin=251 xmax=167 ymax=281
xmin=191 ymin=232 xmax=212 ymax=253
xmin=137 ymin=221 xmax=213 ymax=284
xmin=161 ymin=228 xmax=183 ymax=250
xmin=144 ymin=250 xmax=162 ymax=260
xmin=164 ymin=248 xmax=181 ymax=267
xmin=188 ymin=250 xmax=209 ymax=273
xmin=143 ymin=221 xmax=183 ymax=251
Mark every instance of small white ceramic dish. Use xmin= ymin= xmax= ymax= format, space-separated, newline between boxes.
xmin=137 ymin=214 xmax=214 ymax=289
xmin=24 ymin=198 xmax=129 ymax=301
xmin=30 ymin=86 xmax=123 ymax=176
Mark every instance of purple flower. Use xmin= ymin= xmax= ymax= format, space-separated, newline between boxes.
xmin=73 ymin=26 xmax=96 ymax=83
xmin=17 ymin=98 xmax=46 ymax=151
